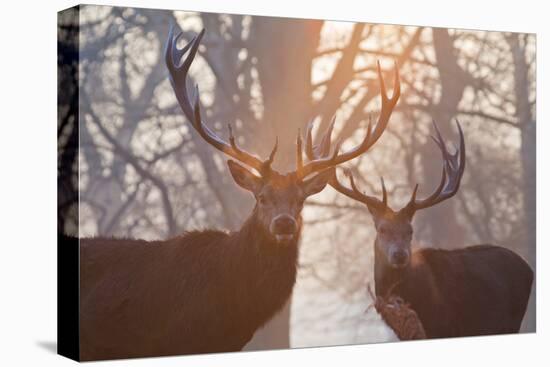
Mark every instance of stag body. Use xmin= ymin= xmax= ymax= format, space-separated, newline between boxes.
xmin=80 ymin=188 xmax=300 ymax=359
xmin=311 ymin=120 xmax=533 ymax=338
xmin=370 ymin=124 xmax=533 ymax=338
xmin=374 ymin=242 xmax=533 ymax=338
xmin=79 ymin=28 xmax=400 ymax=360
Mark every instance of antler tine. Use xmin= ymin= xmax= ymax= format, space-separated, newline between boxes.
xmin=404 ymin=120 xmax=466 ymax=214
xmin=319 ymin=115 xmax=337 ymax=157
xmin=366 ymin=60 xmax=401 ymax=148
xmin=328 ymin=168 xmax=372 ymax=204
xmin=296 ymin=130 xmax=304 ymax=173
xmin=303 ymin=117 xmax=333 ymax=160
xmin=165 ymin=27 xmax=203 ymax=125
xmin=345 ymin=169 xmax=362 ymax=193
xmin=304 ymin=120 xmax=315 ymax=161
xmin=297 ymin=118 xmax=342 ymax=179
xmin=380 ymin=177 xmax=388 ymax=206
xmin=343 ymin=169 xmax=389 ymax=211
xmin=302 ymin=119 xmax=390 ymax=211
xmin=440 ymin=119 xmax=465 ymax=197
xmin=335 ymin=61 xmax=400 ymax=163
xmin=297 ymin=61 xmax=400 ymax=179
xmin=261 ymin=137 xmax=279 ymax=174
xmin=430 ymin=119 xmax=452 ymax=164
xmin=166 ymin=27 xmax=269 ymax=173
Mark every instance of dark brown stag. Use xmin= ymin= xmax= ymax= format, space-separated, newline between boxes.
xmin=309 ymin=120 xmax=533 ymax=338
xmin=79 ymin=28 xmax=400 ymax=360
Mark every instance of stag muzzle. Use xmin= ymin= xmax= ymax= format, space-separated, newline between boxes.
xmin=270 ymin=214 xmax=298 ymax=243
xmin=388 ymin=247 xmax=410 ymax=268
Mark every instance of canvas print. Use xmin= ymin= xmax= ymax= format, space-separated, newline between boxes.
xmin=57 ymin=4 xmax=536 ymax=361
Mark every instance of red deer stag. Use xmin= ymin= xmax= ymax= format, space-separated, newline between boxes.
xmin=79 ymin=28 xmax=400 ymax=360
xmin=309 ymin=119 xmax=533 ymax=338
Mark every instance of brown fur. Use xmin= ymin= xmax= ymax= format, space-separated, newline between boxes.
xmin=368 ymin=284 xmax=426 ymax=340
xmin=79 ymin=166 xmax=332 ymax=360
xmin=367 ymin=206 xmax=533 ymax=338
xmin=79 ymin=211 xmax=299 ymax=360
xmin=375 ymin=243 xmax=533 ymax=338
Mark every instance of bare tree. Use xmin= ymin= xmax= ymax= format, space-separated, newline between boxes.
xmin=75 ymin=5 xmax=536 ymax=347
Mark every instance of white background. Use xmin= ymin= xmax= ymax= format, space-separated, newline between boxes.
xmin=0 ymin=0 xmax=547 ymax=366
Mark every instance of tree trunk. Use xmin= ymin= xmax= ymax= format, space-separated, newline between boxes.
xmin=416 ymin=29 xmax=468 ymax=248
xmin=242 ymin=17 xmax=323 ymax=350
xmin=508 ymin=34 xmax=536 ymax=332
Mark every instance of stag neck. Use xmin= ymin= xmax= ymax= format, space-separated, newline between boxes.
xmin=229 ymin=208 xmax=300 ymax=313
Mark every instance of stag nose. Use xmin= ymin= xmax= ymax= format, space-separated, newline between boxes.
xmin=272 ymin=215 xmax=297 ymax=235
xmin=391 ymin=249 xmax=410 ymax=267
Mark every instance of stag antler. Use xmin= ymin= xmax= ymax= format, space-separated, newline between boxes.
xmin=167 ymin=28 xmax=399 ymax=179
xmin=322 ymin=120 xmax=465 ymax=215
xmin=298 ymin=61 xmax=400 ymax=180
xmin=165 ymin=27 xmax=278 ymax=174
xmin=401 ymin=119 xmax=466 ymax=215
xmin=340 ymin=171 xmax=390 ymax=214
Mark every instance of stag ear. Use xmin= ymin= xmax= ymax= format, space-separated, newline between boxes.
xmin=227 ymin=160 xmax=263 ymax=194
xmin=301 ymin=168 xmax=332 ymax=197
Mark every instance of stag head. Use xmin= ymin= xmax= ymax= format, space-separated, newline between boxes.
xmin=165 ymin=28 xmax=399 ymax=244
xmin=310 ymin=119 xmax=465 ymax=267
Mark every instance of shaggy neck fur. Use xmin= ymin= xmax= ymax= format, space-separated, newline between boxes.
xmin=185 ymin=206 xmax=301 ymax=349
xmin=227 ymin=206 xmax=301 ymax=300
